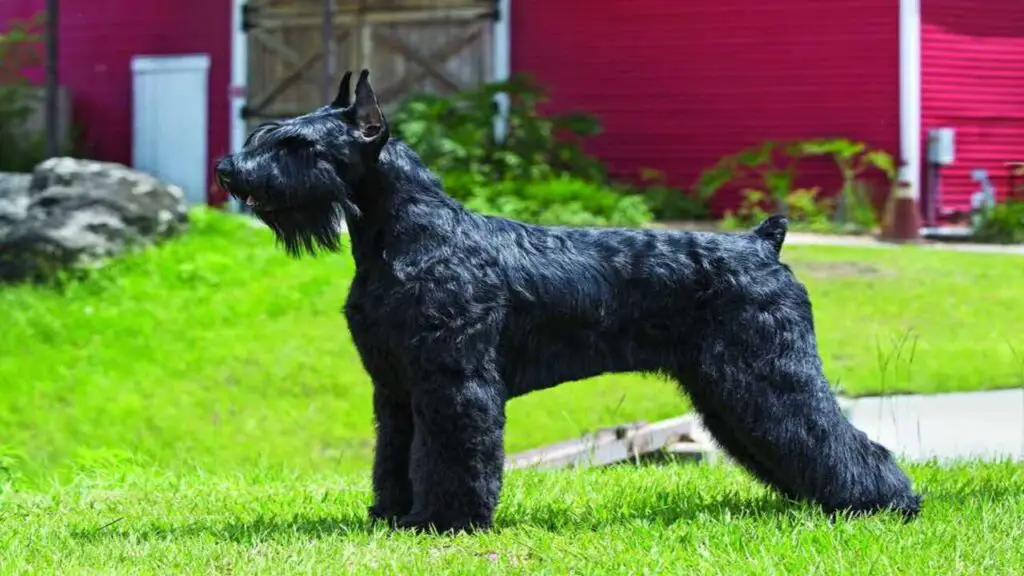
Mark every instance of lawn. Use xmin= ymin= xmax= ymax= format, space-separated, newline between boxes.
xmin=2 ymin=461 xmax=1022 ymax=574
xmin=0 ymin=208 xmax=1021 ymax=485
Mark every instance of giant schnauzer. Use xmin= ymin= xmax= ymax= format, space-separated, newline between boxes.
xmin=215 ymin=70 xmax=921 ymax=533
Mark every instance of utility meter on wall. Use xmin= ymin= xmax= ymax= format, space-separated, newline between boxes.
xmin=927 ymin=127 xmax=956 ymax=166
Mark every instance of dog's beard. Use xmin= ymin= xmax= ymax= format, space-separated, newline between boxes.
xmin=255 ymin=201 xmax=346 ymax=257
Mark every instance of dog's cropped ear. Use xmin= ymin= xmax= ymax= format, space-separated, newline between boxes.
xmin=331 ymin=71 xmax=352 ymax=109
xmin=350 ymin=69 xmax=388 ymax=144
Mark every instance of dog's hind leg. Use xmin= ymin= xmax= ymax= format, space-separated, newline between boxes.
xmin=681 ymin=389 xmax=801 ymax=501
xmin=687 ymin=295 xmax=921 ymax=519
xmin=671 ymin=363 xmax=800 ymax=499
xmin=400 ymin=375 xmax=506 ymax=533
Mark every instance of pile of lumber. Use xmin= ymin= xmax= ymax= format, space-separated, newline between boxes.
xmin=505 ymin=415 xmax=719 ymax=471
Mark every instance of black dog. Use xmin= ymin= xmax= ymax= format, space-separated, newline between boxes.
xmin=215 ymin=70 xmax=921 ymax=533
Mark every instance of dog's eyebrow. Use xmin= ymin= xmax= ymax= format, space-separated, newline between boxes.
xmin=255 ymin=120 xmax=282 ymax=131
xmin=244 ymin=120 xmax=284 ymax=147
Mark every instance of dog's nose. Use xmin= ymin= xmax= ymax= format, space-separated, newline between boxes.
xmin=214 ymin=157 xmax=233 ymax=182
xmin=214 ymin=157 xmax=235 ymax=194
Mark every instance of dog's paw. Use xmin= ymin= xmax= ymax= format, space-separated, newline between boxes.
xmin=367 ymin=505 xmax=402 ymax=527
xmin=395 ymin=511 xmax=491 ymax=535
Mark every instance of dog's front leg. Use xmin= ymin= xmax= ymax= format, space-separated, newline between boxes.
xmin=367 ymin=387 xmax=415 ymax=525
xmin=400 ymin=377 xmax=506 ymax=534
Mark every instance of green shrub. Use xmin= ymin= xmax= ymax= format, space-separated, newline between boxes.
xmin=0 ymin=15 xmax=45 ymax=173
xmin=632 ymin=168 xmax=710 ymax=221
xmin=797 ymin=138 xmax=895 ymax=231
xmin=459 ymin=174 xmax=653 ymax=228
xmin=720 ymin=187 xmax=833 ymax=232
xmin=0 ymin=90 xmax=48 ymax=173
xmin=392 ymin=74 xmax=659 ymax=227
xmin=698 ymin=137 xmax=896 ymax=234
xmin=974 ymin=200 xmax=1024 ymax=244
xmin=694 ymin=141 xmax=803 ymax=212
xmin=392 ymin=73 xmax=605 ymax=185
xmin=838 ymin=179 xmax=883 ymax=233
xmin=0 ymin=14 xmax=79 ymax=173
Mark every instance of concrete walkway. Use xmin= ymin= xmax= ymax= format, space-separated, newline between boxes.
xmin=846 ymin=389 xmax=1024 ymax=462
xmin=785 ymin=232 xmax=1024 ymax=256
xmin=652 ymin=222 xmax=1024 ymax=255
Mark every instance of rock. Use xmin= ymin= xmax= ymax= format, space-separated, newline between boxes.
xmin=0 ymin=173 xmax=31 ymax=239
xmin=0 ymin=157 xmax=188 ymax=283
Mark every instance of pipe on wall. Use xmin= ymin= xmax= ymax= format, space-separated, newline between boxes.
xmin=228 ymin=0 xmax=248 ymax=211
xmin=899 ymin=0 xmax=922 ymax=200
xmin=44 ymin=0 xmax=59 ymax=158
xmin=492 ymin=0 xmax=511 ymax=141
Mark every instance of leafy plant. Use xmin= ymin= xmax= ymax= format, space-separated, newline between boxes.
xmin=0 ymin=15 xmax=42 ymax=162
xmin=697 ymin=137 xmax=897 ymax=234
xmin=840 ymin=179 xmax=883 ymax=233
xmin=693 ymin=160 xmax=737 ymax=201
xmin=720 ymin=187 xmax=833 ymax=232
xmin=797 ymin=138 xmax=896 ymax=229
xmin=0 ymin=13 xmax=42 ymax=83
xmin=693 ymin=140 xmax=806 ymax=211
xmin=719 ymin=189 xmax=771 ymax=230
xmin=783 ymin=187 xmax=835 ymax=232
xmin=461 ymin=174 xmax=653 ymax=228
xmin=0 ymin=13 xmax=72 ymax=173
xmin=626 ymin=168 xmax=710 ymax=221
xmin=974 ymin=200 xmax=1024 ymax=244
xmin=392 ymin=73 xmax=605 ymax=186
xmin=392 ymin=74 xmax=656 ymax=226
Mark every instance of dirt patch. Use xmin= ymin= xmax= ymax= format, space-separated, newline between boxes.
xmin=793 ymin=261 xmax=890 ymax=279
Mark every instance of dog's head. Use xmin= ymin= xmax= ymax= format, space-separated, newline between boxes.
xmin=214 ymin=69 xmax=390 ymax=256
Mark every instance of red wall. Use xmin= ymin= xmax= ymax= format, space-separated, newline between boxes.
xmin=0 ymin=1 xmax=41 ymax=28
xmin=922 ymin=0 xmax=1024 ymax=214
xmin=1 ymin=0 xmax=231 ymax=202
xmin=512 ymin=0 xmax=900 ymax=214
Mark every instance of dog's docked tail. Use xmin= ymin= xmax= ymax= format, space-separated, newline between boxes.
xmin=752 ymin=214 xmax=788 ymax=256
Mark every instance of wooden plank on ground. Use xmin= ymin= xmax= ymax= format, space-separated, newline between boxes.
xmin=505 ymin=415 xmax=718 ymax=471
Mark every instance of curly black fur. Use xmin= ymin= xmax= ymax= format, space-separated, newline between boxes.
xmin=215 ymin=70 xmax=921 ymax=533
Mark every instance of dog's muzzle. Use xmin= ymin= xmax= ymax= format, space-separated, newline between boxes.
xmin=214 ymin=157 xmax=234 ymax=194
xmin=214 ymin=156 xmax=259 ymax=207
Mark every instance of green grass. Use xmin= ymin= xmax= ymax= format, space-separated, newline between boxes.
xmin=788 ymin=245 xmax=1024 ymax=397
xmin=1 ymin=209 xmax=1022 ymax=572
xmin=0 ymin=208 xmax=1021 ymax=485
xmin=2 ymin=461 xmax=1023 ymax=574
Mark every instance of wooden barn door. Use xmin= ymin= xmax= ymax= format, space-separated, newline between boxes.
xmin=241 ymin=0 xmax=497 ymax=131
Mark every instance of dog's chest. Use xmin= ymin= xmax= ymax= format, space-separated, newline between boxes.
xmin=345 ymin=270 xmax=405 ymax=317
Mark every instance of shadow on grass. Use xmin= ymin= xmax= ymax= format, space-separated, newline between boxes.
xmin=498 ymin=493 xmax=799 ymax=534
xmin=70 ymin=511 xmax=373 ymax=544
xmin=69 ymin=462 xmax=1023 ymax=544
xmin=69 ymin=492 xmax=796 ymax=544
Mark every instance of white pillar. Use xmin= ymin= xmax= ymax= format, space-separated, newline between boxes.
xmin=492 ymin=0 xmax=511 ymax=141
xmin=899 ymin=0 xmax=922 ymax=200
xmin=228 ymin=0 xmax=249 ymax=212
